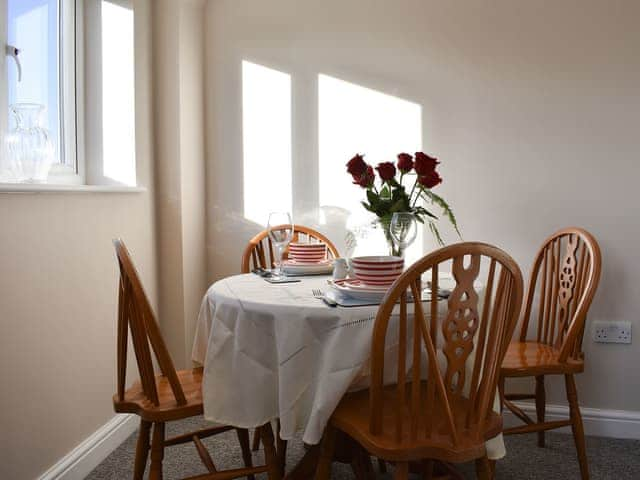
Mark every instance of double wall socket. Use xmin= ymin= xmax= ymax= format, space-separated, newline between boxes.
xmin=593 ymin=321 xmax=632 ymax=344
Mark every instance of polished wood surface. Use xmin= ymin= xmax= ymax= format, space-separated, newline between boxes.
xmin=113 ymin=239 xmax=281 ymax=480
xmin=500 ymin=227 xmax=602 ymax=480
xmin=502 ymin=341 xmax=584 ymax=377
xmin=315 ymin=242 xmax=524 ymax=479
xmin=241 ymin=224 xmax=339 ymax=273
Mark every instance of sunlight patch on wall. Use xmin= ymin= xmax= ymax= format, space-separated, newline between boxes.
xmin=242 ymin=61 xmax=292 ymax=225
xmin=318 ymin=74 xmax=423 ymax=261
xmin=102 ymin=0 xmax=136 ymax=185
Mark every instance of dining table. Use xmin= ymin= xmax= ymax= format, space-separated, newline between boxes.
xmin=191 ymin=272 xmax=505 ymax=478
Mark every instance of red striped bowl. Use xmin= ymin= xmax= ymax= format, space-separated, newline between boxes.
xmin=351 ymin=256 xmax=404 ymax=286
xmin=288 ymin=242 xmax=327 ymax=263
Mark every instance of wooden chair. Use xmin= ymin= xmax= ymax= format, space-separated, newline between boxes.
xmin=500 ymin=228 xmax=602 ymax=480
xmin=314 ymin=242 xmax=524 ymax=480
xmin=241 ymin=224 xmax=339 ymax=273
xmin=112 ymin=239 xmax=281 ymax=480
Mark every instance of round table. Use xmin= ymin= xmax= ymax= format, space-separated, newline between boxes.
xmin=191 ymin=273 xmax=505 ymax=472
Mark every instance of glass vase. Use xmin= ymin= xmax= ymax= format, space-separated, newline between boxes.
xmin=6 ymin=103 xmax=54 ymax=183
xmin=378 ymin=217 xmax=403 ymax=257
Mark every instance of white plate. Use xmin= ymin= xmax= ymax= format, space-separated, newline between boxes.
xmin=282 ymin=260 xmax=334 ymax=275
xmin=330 ymin=279 xmax=389 ymax=302
xmin=285 ymin=258 xmax=333 ymax=266
xmin=333 ymin=278 xmax=388 ymax=291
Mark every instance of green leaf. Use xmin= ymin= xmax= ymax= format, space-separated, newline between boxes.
xmin=414 ymin=206 xmax=438 ymax=220
xmin=428 ymin=221 xmax=445 ymax=246
xmin=361 ymin=201 xmax=374 ymax=213
xmin=366 ymin=190 xmax=379 ymax=209
xmin=391 ymin=185 xmax=411 ymax=211
xmin=422 ymin=190 xmax=462 ymax=239
xmin=389 ymin=199 xmax=406 ymax=213
xmin=380 ymin=185 xmax=391 ymax=199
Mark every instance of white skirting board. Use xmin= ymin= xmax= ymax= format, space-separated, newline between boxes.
xmin=504 ymin=402 xmax=640 ymax=440
xmin=38 ymin=414 xmax=138 ymax=480
xmin=39 ymin=404 xmax=640 ymax=480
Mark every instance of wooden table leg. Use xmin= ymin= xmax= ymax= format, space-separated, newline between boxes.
xmin=282 ymin=444 xmax=321 ymax=480
xmin=282 ymin=430 xmax=359 ymax=480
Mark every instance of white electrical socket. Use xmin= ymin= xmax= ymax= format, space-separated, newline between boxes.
xmin=593 ymin=321 xmax=632 ymax=344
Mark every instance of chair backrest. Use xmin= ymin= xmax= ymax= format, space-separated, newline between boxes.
xmin=369 ymin=242 xmax=524 ymax=446
xmin=518 ymin=227 xmax=601 ymax=362
xmin=241 ymin=224 xmax=339 ymax=273
xmin=113 ymin=239 xmax=186 ymax=407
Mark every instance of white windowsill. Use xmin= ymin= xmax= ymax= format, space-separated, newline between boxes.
xmin=0 ymin=183 xmax=146 ymax=193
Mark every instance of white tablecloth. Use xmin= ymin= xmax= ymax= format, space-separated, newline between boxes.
xmin=192 ymin=273 xmax=505 ymax=459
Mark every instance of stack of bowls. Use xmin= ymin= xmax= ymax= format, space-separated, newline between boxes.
xmin=288 ymin=243 xmax=327 ymax=263
xmin=351 ymin=256 xmax=404 ymax=287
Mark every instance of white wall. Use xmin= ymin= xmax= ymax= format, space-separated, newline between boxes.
xmin=204 ymin=0 xmax=640 ymax=411
xmin=153 ymin=0 xmax=208 ymax=369
xmin=0 ymin=1 xmax=157 ymax=478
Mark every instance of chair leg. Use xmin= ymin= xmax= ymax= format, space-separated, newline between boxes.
xmin=394 ymin=461 xmax=409 ymax=480
xmin=475 ymin=455 xmax=492 ymax=480
xmin=275 ymin=420 xmax=287 ymax=476
xmin=314 ymin=424 xmax=337 ymax=480
xmin=260 ymin=423 xmax=281 ymax=480
xmin=133 ymin=420 xmax=152 ymax=480
xmin=235 ymin=428 xmax=255 ymax=480
xmin=149 ymin=422 xmax=165 ymax=480
xmin=251 ymin=428 xmax=261 ymax=451
xmin=422 ymin=459 xmax=434 ymax=479
xmin=535 ymin=375 xmax=546 ymax=447
xmin=350 ymin=444 xmax=375 ymax=480
xmin=566 ymin=374 xmax=590 ymax=480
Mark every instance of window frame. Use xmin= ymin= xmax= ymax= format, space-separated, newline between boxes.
xmin=0 ymin=0 xmax=137 ymax=188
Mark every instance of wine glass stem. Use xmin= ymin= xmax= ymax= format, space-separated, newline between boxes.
xmin=274 ymin=244 xmax=284 ymax=277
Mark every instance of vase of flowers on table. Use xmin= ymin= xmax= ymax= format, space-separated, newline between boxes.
xmin=346 ymin=151 xmax=460 ymax=256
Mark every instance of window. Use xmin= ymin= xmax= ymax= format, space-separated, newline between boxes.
xmin=6 ymin=0 xmax=75 ymax=175
xmin=0 ymin=0 xmax=137 ymax=186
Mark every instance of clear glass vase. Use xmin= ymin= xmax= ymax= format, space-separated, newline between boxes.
xmin=378 ymin=217 xmax=403 ymax=257
xmin=5 ymin=103 xmax=54 ymax=183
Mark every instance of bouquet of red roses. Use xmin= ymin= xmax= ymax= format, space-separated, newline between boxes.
xmin=346 ymin=152 xmax=460 ymax=246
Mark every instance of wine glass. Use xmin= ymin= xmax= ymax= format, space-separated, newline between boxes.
xmin=390 ymin=212 xmax=418 ymax=258
xmin=267 ymin=212 xmax=294 ymax=278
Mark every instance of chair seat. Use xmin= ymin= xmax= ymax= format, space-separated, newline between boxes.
xmin=113 ymin=367 xmax=204 ymax=422
xmin=329 ymin=382 xmax=503 ymax=463
xmin=501 ymin=341 xmax=584 ymax=377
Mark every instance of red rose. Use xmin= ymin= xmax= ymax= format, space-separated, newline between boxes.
xmin=346 ymin=154 xmax=367 ymax=178
xmin=418 ymin=170 xmax=442 ymax=189
xmin=375 ymin=162 xmax=396 ymax=181
xmin=397 ymin=153 xmax=413 ymax=173
xmin=414 ymin=152 xmax=439 ymax=175
xmin=353 ymin=165 xmax=375 ymax=188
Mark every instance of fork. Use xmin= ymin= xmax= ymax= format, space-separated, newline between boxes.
xmin=312 ymin=288 xmax=338 ymax=307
